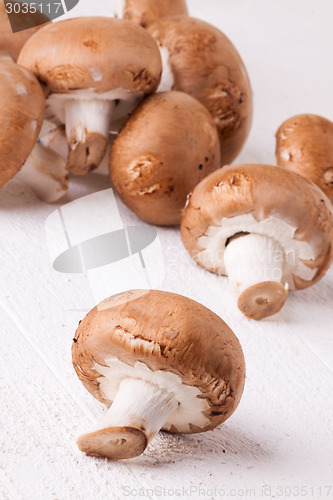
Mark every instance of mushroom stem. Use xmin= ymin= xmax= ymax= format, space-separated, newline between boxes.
xmin=115 ymin=0 xmax=126 ymax=18
xmin=39 ymin=122 xmax=68 ymax=162
xmin=157 ymin=46 xmax=174 ymax=93
xmin=224 ymin=233 xmax=288 ymax=320
xmin=17 ymin=142 xmax=69 ymax=203
xmin=65 ymin=98 xmax=115 ymax=175
xmin=77 ymin=377 xmax=177 ymax=460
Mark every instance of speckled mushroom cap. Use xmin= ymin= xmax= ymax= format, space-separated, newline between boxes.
xmin=276 ymin=114 xmax=333 ymax=204
xmin=110 ymin=91 xmax=221 ymax=225
xmin=181 ymin=164 xmax=333 ymax=290
xmin=119 ymin=0 xmax=188 ymax=28
xmin=148 ymin=16 xmax=253 ymax=164
xmin=0 ymin=1 xmax=49 ymax=61
xmin=72 ymin=289 xmax=245 ymax=433
xmin=0 ymin=60 xmax=45 ymax=187
xmin=18 ymin=16 xmax=162 ymax=95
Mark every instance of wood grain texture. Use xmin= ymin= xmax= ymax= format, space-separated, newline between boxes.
xmin=1 ymin=1 xmax=333 ymax=499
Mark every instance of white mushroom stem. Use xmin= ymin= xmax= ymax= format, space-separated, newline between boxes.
xmin=17 ymin=142 xmax=69 ymax=203
xmin=224 ymin=233 xmax=288 ymax=319
xmin=115 ymin=0 xmax=126 ymax=18
xmin=64 ymin=98 xmax=116 ymax=175
xmin=39 ymin=121 xmax=68 ymax=162
xmin=99 ymin=377 xmax=177 ymax=440
xmin=224 ymin=233 xmax=285 ymax=294
xmin=77 ymin=377 xmax=177 ymax=459
xmin=157 ymin=46 xmax=174 ymax=93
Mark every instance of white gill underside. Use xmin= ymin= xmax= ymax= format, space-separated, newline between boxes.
xmin=17 ymin=142 xmax=68 ymax=203
xmin=95 ymin=357 xmax=211 ymax=433
xmin=46 ymin=88 xmax=143 ymax=131
xmin=157 ymin=46 xmax=174 ymax=93
xmin=197 ymin=214 xmax=317 ymax=290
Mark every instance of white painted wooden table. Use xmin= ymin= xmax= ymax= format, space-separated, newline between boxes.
xmin=1 ymin=1 xmax=333 ymax=499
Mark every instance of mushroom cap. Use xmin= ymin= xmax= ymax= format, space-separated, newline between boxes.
xmin=121 ymin=0 xmax=188 ymax=28
xmin=109 ymin=91 xmax=221 ymax=225
xmin=181 ymin=164 xmax=333 ymax=290
xmin=276 ymin=114 xmax=333 ymax=204
xmin=0 ymin=1 xmax=49 ymax=61
xmin=72 ymin=289 xmax=246 ymax=433
xmin=0 ymin=60 xmax=45 ymax=187
xmin=18 ymin=17 xmax=162 ymax=95
xmin=148 ymin=16 xmax=253 ymax=164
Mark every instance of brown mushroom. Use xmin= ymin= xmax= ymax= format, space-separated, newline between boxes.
xmin=148 ymin=16 xmax=253 ymax=163
xmin=110 ymin=91 xmax=221 ymax=225
xmin=72 ymin=289 xmax=245 ymax=460
xmin=115 ymin=0 xmax=188 ymax=28
xmin=276 ymin=114 xmax=333 ymax=204
xmin=0 ymin=60 xmax=68 ymax=201
xmin=18 ymin=17 xmax=162 ymax=175
xmin=0 ymin=0 xmax=49 ymax=61
xmin=181 ymin=164 xmax=333 ymax=320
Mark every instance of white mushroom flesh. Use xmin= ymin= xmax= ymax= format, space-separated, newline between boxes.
xmin=39 ymin=120 xmax=68 ymax=162
xmin=89 ymin=377 xmax=177 ymax=444
xmin=224 ymin=233 xmax=287 ymax=298
xmin=64 ymin=98 xmax=115 ymax=153
xmin=95 ymin=356 xmax=211 ymax=433
xmin=46 ymin=88 xmax=143 ymax=144
xmin=115 ymin=0 xmax=126 ymax=18
xmin=157 ymin=45 xmax=174 ymax=93
xmin=16 ymin=142 xmax=68 ymax=203
xmin=196 ymin=214 xmax=317 ymax=290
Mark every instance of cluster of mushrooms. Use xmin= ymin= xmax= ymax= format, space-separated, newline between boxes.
xmin=1 ymin=0 xmax=333 ymax=460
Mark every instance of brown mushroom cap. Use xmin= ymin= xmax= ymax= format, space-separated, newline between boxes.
xmin=110 ymin=91 xmax=221 ymax=225
xmin=0 ymin=60 xmax=45 ymax=187
xmin=18 ymin=16 xmax=162 ymax=95
xmin=72 ymin=289 xmax=246 ymax=434
xmin=276 ymin=114 xmax=333 ymax=204
xmin=181 ymin=164 xmax=333 ymax=290
xmin=0 ymin=1 xmax=50 ymax=61
xmin=148 ymin=16 xmax=253 ymax=164
xmin=120 ymin=0 xmax=188 ymax=28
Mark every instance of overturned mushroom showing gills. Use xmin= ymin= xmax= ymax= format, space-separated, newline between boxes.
xmin=72 ymin=289 xmax=245 ymax=460
xmin=18 ymin=17 xmax=162 ymax=175
xmin=148 ymin=16 xmax=253 ymax=163
xmin=181 ymin=164 xmax=333 ymax=320
xmin=116 ymin=0 xmax=188 ymax=28
xmin=276 ymin=114 xmax=333 ymax=204
xmin=0 ymin=0 xmax=49 ymax=61
xmin=110 ymin=91 xmax=221 ymax=225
